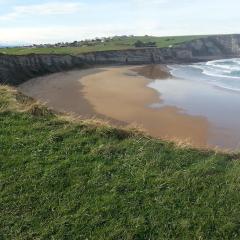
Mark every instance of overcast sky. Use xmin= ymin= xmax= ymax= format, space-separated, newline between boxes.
xmin=0 ymin=0 xmax=239 ymax=44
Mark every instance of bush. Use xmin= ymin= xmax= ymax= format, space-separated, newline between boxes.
xmin=134 ymin=40 xmax=157 ymax=48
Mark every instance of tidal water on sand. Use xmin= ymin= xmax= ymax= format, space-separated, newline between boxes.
xmin=148 ymin=59 xmax=240 ymax=150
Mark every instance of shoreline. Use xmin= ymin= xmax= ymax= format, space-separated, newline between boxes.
xmin=78 ymin=65 xmax=210 ymax=147
xmin=19 ymin=65 xmax=210 ymax=148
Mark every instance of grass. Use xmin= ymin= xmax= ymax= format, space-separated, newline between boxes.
xmin=1 ymin=85 xmax=240 ymax=239
xmin=0 ymin=35 xmax=202 ymax=55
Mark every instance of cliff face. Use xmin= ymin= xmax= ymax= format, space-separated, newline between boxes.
xmin=177 ymin=34 xmax=240 ymax=59
xmin=0 ymin=54 xmax=87 ymax=85
xmin=1 ymin=34 xmax=240 ymax=85
xmin=79 ymin=34 xmax=240 ymax=64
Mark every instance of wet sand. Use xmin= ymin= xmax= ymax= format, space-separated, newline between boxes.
xmin=19 ymin=65 xmax=210 ymax=148
xmin=133 ymin=64 xmax=171 ymax=79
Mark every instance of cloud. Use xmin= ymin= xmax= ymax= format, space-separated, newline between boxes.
xmin=0 ymin=23 xmax=158 ymax=44
xmin=133 ymin=0 xmax=167 ymax=3
xmin=0 ymin=2 xmax=83 ymax=20
xmin=1 ymin=19 xmax=238 ymax=45
xmin=0 ymin=25 xmax=135 ymax=44
xmin=132 ymin=0 xmax=168 ymax=6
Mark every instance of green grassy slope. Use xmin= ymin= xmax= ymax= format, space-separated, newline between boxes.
xmin=1 ymin=85 xmax=240 ymax=239
xmin=0 ymin=35 xmax=201 ymax=55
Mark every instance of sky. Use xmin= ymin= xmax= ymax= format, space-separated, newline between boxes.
xmin=0 ymin=0 xmax=239 ymax=44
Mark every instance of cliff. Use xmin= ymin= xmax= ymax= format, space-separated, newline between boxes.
xmin=0 ymin=54 xmax=87 ymax=85
xmin=1 ymin=34 xmax=240 ymax=85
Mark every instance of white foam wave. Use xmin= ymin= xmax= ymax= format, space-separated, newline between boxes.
xmin=192 ymin=58 xmax=240 ymax=79
xmin=169 ymin=58 xmax=240 ymax=92
xmin=194 ymin=66 xmax=240 ymax=79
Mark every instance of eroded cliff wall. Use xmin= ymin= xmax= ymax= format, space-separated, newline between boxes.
xmin=1 ymin=34 xmax=240 ymax=85
xmin=0 ymin=54 xmax=87 ymax=85
xmin=80 ymin=34 xmax=240 ymax=64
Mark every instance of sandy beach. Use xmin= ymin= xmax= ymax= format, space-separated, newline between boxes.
xmin=19 ymin=65 xmax=210 ymax=148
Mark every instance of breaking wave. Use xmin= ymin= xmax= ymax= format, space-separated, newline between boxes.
xmin=169 ymin=58 xmax=240 ymax=91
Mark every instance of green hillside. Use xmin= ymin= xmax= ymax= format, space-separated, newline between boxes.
xmin=1 ymin=85 xmax=240 ymax=239
xmin=0 ymin=35 xmax=201 ymax=55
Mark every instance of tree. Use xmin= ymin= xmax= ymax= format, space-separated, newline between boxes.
xmin=134 ymin=40 xmax=145 ymax=47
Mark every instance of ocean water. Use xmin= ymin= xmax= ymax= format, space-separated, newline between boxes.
xmin=170 ymin=58 xmax=240 ymax=92
xmin=147 ymin=58 xmax=240 ymax=149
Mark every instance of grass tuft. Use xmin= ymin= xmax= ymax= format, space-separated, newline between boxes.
xmin=96 ymin=126 xmax=133 ymax=140
xmin=15 ymin=91 xmax=34 ymax=105
xmin=26 ymin=103 xmax=53 ymax=117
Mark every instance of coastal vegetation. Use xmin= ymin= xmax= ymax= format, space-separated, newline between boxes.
xmin=0 ymin=35 xmax=201 ymax=55
xmin=134 ymin=40 xmax=157 ymax=48
xmin=1 ymin=85 xmax=240 ymax=239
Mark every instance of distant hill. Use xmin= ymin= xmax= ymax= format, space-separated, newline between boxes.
xmin=0 ymin=42 xmax=27 ymax=49
xmin=0 ymin=44 xmax=17 ymax=48
xmin=0 ymin=35 xmax=202 ymax=55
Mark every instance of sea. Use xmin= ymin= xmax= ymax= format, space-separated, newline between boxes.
xmin=147 ymin=58 xmax=240 ymax=150
xmin=170 ymin=58 xmax=240 ymax=92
